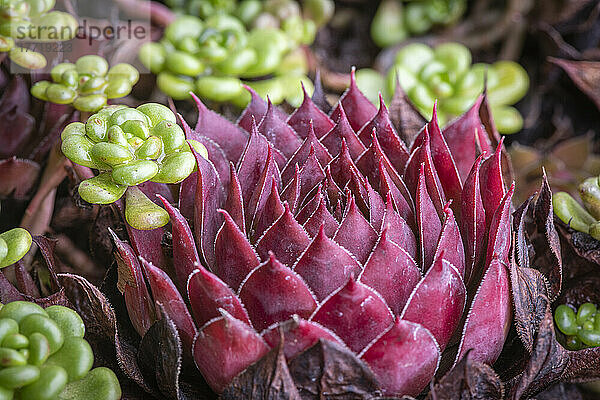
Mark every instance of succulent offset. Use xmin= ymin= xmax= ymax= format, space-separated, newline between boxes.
xmin=138 ymin=0 xmax=333 ymax=105
xmin=357 ymin=42 xmax=529 ymax=134
xmin=59 ymin=102 xmax=208 ymax=229
xmin=30 ymin=55 xmax=140 ymax=112
xmin=112 ymin=72 xmax=514 ymax=397
xmin=0 ymin=0 xmax=78 ymax=69
xmin=0 ymin=301 xmax=121 ymax=400
xmin=371 ymin=0 xmax=466 ymax=47
xmin=555 ymin=303 xmax=600 ymax=350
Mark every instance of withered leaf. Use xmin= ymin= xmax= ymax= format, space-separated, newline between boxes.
xmin=427 ymin=350 xmax=503 ymax=400
xmin=534 ymin=383 xmax=584 ymax=400
xmin=513 ymin=197 xmax=534 ymax=270
xmin=0 ymin=270 xmax=25 ymax=303
xmin=531 ymin=174 xmax=562 ymax=300
xmin=556 ymin=220 xmax=600 ymax=268
xmin=508 ymin=299 xmax=568 ymax=400
xmin=388 ymin=76 xmax=425 ymax=148
xmin=138 ymin=304 xmax=183 ymax=400
xmin=288 ymin=339 xmax=380 ymax=400
xmin=221 ymin=338 xmax=301 ymax=400
xmin=32 ymin=235 xmax=62 ymax=291
xmin=312 ymin=70 xmax=332 ymax=115
xmin=549 ymin=58 xmax=600 ymax=111
xmin=509 ymin=255 xmax=550 ymax=354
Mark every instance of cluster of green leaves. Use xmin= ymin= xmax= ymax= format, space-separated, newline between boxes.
xmin=30 ymin=55 xmax=139 ymax=112
xmin=140 ymin=0 xmax=333 ymax=106
xmin=555 ymin=303 xmax=600 ymax=350
xmin=371 ymin=0 xmax=465 ymax=47
xmin=60 ymin=103 xmax=207 ymax=208
xmin=0 ymin=0 xmax=78 ymax=69
xmin=0 ymin=301 xmax=121 ymax=400
xmin=554 ymin=176 xmax=600 ymax=240
xmin=356 ymin=42 xmax=529 ymax=134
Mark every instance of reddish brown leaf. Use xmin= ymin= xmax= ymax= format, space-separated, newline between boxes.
xmin=311 ymin=276 xmax=394 ymax=353
xmin=320 ymin=104 xmax=366 ymax=159
xmin=287 ymin=84 xmax=335 ymax=139
xmin=239 ymin=253 xmax=317 ymax=331
xmin=0 ymin=157 xmax=40 ymax=199
xmin=333 ymin=196 xmax=378 ymax=264
xmin=330 ymin=68 xmax=378 ymax=132
xmin=258 ymin=99 xmax=302 ymax=158
xmin=281 ymin=122 xmax=332 ymax=183
xmin=550 ymin=58 xmax=600 ymax=111
xmin=238 ymin=85 xmax=287 ymax=133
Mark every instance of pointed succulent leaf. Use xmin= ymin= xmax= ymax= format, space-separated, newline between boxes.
xmin=360 ymin=228 xmax=421 ymax=315
xmin=109 ymin=229 xmax=156 ymax=337
xmin=252 ymin=177 xmax=285 ymax=242
xmin=214 ymin=209 xmax=260 ymax=291
xmin=192 ymin=92 xmax=249 ymax=162
xmin=246 ymin=145 xmax=281 ymax=231
xmin=320 ymin=104 xmax=366 ymax=159
xmin=287 ymin=84 xmax=335 ymax=139
xmin=388 ymin=75 xmax=426 ymax=148
xmin=224 ymin=163 xmax=246 ymax=233
xmin=281 ymin=122 xmax=332 ymax=183
xmin=415 ymin=164 xmax=442 ymax=269
xmin=363 ymin=178 xmax=386 ymax=231
xmin=140 ymin=257 xmax=197 ymax=353
xmin=333 ymin=196 xmax=378 ymax=264
xmin=157 ymin=195 xmax=200 ymax=290
xmin=296 ymin=146 xmax=327 ymax=204
xmin=193 ymin=146 xmax=225 ymax=268
xmin=296 ymin=185 xmax=324 ymax=225
xmin=239 ymin=254 xmax=318 ymax=331
xmin=401 ymin=253 xmax=466 ymax=350
xmin=311 ymin=277 xmax=394 ymax=353
xmin=293 ymin=226 xmax=362 ymax=301
xmin=303 ymin=198 xmax=340 ymax=238
xmin=193 ymin=311 xmax=269 ymax=393
xmin=238 ymin=85 xmax=287 ymax=133
xmin=442 ymin=96 xmax=490 ymax=181
xmin=262 ymin=317 xmax=343 ymax=360
xmin=433 ymin=203 xmax=465 ymax=277
xmin=455 ymin=258 xmax=511 ymax=365
xmin=187 ymin=266 xmax=251 ymax=327
xmin=381 ymin=195 xmax=417 ymax=259
xmin=461 ymin=154 xmax=486 ymax=284
xmin=404 ymin=129 xmax=446 ymax=215
xmin=358 ymin=94 xmax=410 ymax=172
xmin=485 ymin=182 xmax=514 ymax=268
xmin=281 ymin=167 xmax=301 ymax=213
xmin=256 ymin=203 xmax=311 ymax=267
xmin=328 ymin=139 xmax=360 ymax=189
xmin=479 ymin=140 xmax=507 ymax=229
xmin=258 ymin=99 xmax=302 ymax=158
xmin=360 ymin=319 xmax=440 ymax=397
xmin=330 ymin=68 xmax=378 ymax=132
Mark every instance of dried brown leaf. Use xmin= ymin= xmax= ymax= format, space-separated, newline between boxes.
xmin=550 ymin=58 xmax=600 ymax=111
xmin=288 ymin=339 xmax=380 ymax=399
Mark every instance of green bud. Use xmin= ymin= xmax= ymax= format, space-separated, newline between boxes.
xmin=195 ymin=76 xmax=244 ymax=102
xmin=2 ymin=333 xmax=29 ymax=349
xmin=371 ymin=0 xmax=406 ymax=48
xmin=166 ymin=51 xmax=205 ymax=77
xmin=85 ymin=115 xmax=108 ymax=142
xmin=152 ymin=151 xmax=196 ymax=184
xmin=45 ymin=83 xmax=76 ymax=104
xmin=0 ymin=365 xmax=40 ymax=388
xmin=135 ymin=136 xmax=162 ymax=159
xmin=136 ymin=103 xmax=177 ymax=127
xmin=27 ymin=332 xmax=51 ymax=366
xmin=404 ymin=2 xmax=432 ymax=34
xmin=303 ymin=0 xmax=334 ymax=26
xmin=488 ymin=61 xmax=529 ymax=106
xmin=73 ymin=94 xmax=107 ymax=112
xmin=555 ymin=304 xmax=578 ymax=336
xmin=139 ymin=42 xmax=166 ymax=74
xmin=165 ymin=16 xmax=203 ymax=43
xmin=157 ymin=72 xmax=194 ymax=100
xmin=0 ymin=302 xmax=47 ymax=324
xmin=58 ymin=367 xmax=121 ymax=400
xmin=9 ymin=47 xmax=47 ymax=69
xmin=579 ymin=177 xmax=600 ymax=220
xmin=46 ymin=337 xmax=93 ymax=382
xmin=112 ymin=160 xmax=159 ymax=186
xmin=216 ymin=47 xmax=258 ymax=75
xmin=19 ymin=314 xmax=64 ymax=354
xmin=75 ymin=55 xmax=108 ymax=77
xmin=107 ymin=63 xmax=139 ymax=85
xmin=577 ymin=303 xmax=597 ymax=325
xmin=61 ymin=134 xmax=103 ymax=169
xmin=51 ymin=63 xmax=76 ymax=83
xmin=108 ymin=108 xmax=149 ymax=127
xmin=31 ymin=81 xmax=50 ymax=101
xmin=0 ymin=348 xmax=27 ymax=367
xmin=78 ymin=173 xmax=127 ymax=205
xmin=61 ymin=69 xmax=79 ymax=87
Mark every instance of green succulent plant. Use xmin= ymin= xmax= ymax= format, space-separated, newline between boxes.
xmin=356 ymin=42 xmax=529 ymax=134
xmin=0 ymin=0 xmax=78 ymax=69
xmin=371 ymin=0 xmax=466 ymax=47
xmin=30 ymin=55 xmax=139 ymax=112
xmin=60 ymin=102 xmax=208 ymax=230
xmin=139 ymin=0 xmax=333 ymax=106
xmin=555 ymin=303 xmax=600 ymax=350
xmin=0 ymin=301 xmax=121 ymax=400
xmin=554 ymin=175 xmax=600 ymax=240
